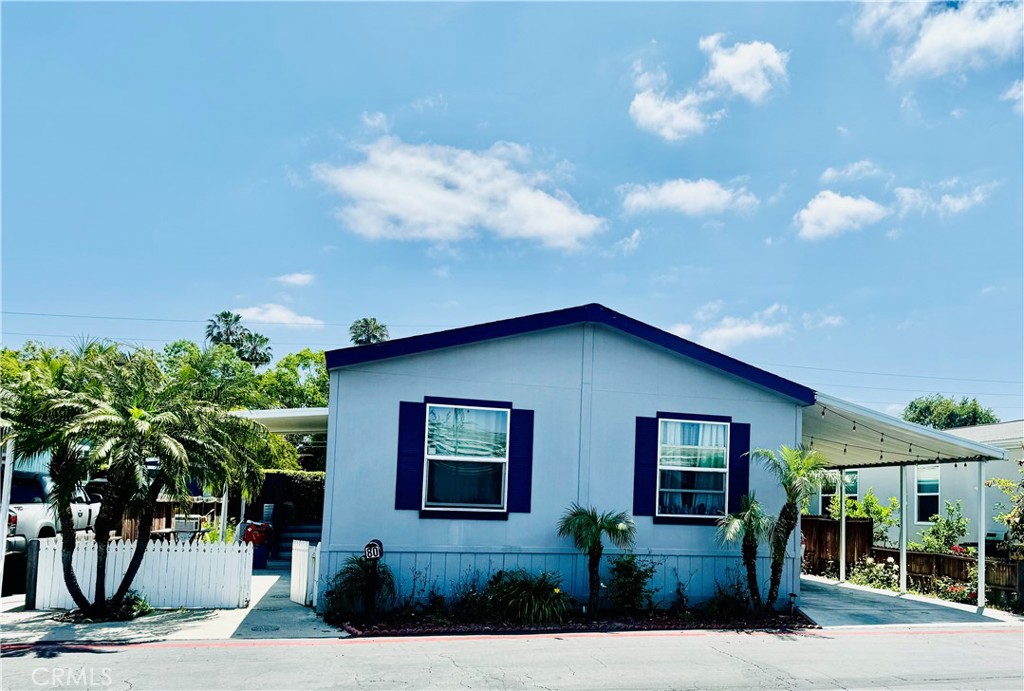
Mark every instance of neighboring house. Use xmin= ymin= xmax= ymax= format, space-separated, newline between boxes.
xmin=320 ymin=304 xmax=816 ymax=606
xmin=814 ymin=420 xmax=1024 ymax=544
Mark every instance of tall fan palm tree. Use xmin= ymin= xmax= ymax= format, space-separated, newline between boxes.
xmin=236 ymin=331 xmax=272 ymax=368
xmin=206 ymin=311 xmax=247 ymax=348
xmin=716 ymin=493 xmax=774 ymax=612
xmin=753 ymin=445 xmax=829 ymax=611
xmin=556 ymin=503 xmax=636 ymax=614
xmin=349 ymin=317 xmax=389 ymax=346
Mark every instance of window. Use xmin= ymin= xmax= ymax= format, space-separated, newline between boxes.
xmin=422 ymin=404 xmax=510 ymax=511
xmin=656 ymin=419 xmax=728 ymax=517
xmin=820 ymin=470 xmax=858 ymax=515
xmin=916 ymin=465 xmax=940 ymax=523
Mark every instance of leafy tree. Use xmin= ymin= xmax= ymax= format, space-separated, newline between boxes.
xmin=159 ymin=340 xmax=265 ymax=409
xmin=716 ymin=494 xmax=774 ymax=611
xmin=752 ymin=445 xmax=829 ymax=611
xmin=919 ymin=500 xmax=969 ymax=553
xmin=827 ymin=488 xmax=901 ymax=546
xmin=258 ymin=349 xmax=328 ymax=409
xmin=556 ymin=503 xmax=636 ymax=614
xmin=902 ymin=394 xmax=999 ymax=430
xmin=349 ymin=317 xmax=389 ymax=346
xmin=987 ymin=469 xmax=1024 ymax=548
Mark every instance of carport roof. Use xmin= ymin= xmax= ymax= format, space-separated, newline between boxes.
xmin=234 ymin=407 xmax=329 ymax=434
xmin=803 ymin=393 xmax=1008 ymax=469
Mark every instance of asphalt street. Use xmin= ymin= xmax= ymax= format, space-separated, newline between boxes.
xmin=2 ymin=624 xmax=1022 ymax=691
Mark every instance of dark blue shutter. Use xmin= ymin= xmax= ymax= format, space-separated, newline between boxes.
xmin=633 ymin=416 xmax=658 ymax=516
xmin=395 ymin=401 xmax=427 ymax=510
xmin=506 ymin=408 xmax=534 ymax=513
xmin=727 ymin=423 xmax=751 ymax=514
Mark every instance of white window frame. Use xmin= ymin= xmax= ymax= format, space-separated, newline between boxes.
xmin=915 ymin=464 xmax=940 ymax=525
xmin=655 ymin=418 xmax=730 ymax=519
xmin=421 ymin=403 xmax=510 ymax=513
xmin=820 ymin=470 xmax=858 ymax=515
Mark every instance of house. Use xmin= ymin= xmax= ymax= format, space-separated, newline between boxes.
xmin=818 ymin=420 xmax=1023 ymax=544
xmin=313 ymin=304 xmax=1007 ymax=607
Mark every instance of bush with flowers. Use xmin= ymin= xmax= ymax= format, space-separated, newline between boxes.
xmin=848 ymin=556 xmax=900 ymax=591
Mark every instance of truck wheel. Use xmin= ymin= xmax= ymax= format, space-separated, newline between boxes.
xmin=38 ymin=528 xmax=56 ymax=539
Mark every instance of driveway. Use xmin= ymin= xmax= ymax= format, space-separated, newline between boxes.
xmin=799 ymin=576 xmax=1008 ymax=627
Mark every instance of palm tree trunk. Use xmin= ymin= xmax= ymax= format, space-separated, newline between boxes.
xmin=110 ymin=478 xmax=164 ymax=609
xmin=741 ymin=533 xmax=763 ymax=612
xmin=88 ymin=498 xmax=123 ymax=618
xmin=57 ymin=506 xmax=91 ymax=612
xmin=765 ymin=502 xmax=799 ymax=611
xmin=587 ymin=544 xmax=603 ymax=615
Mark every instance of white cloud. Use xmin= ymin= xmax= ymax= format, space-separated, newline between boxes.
xmin=412 ymin=94 xmax=446 ymax=113
xmin=668 ymin=303 xmax=789 ymax=351
xmin=895 ymin=182 xmax=996 ymax=217
xmin=698 ymin=304 xmax=789 ymax=351
xmin=802 ymin=311 xmax=845 ymax=329
xmin=950 ymin=108 xmax=966 ymax=119
xmin=836 ymin=125 xmax=850 ymax=136
xmin=794 ymin=191 xmax=891 ymax=240
xmin=1002 ymin=80 xmax=1024 ymax=114
xmin=432 ymin=265 xmax=450 ymax=279
xmin=272 ymin=272 xmax=315 ymax=287
xmin=610 ymin=229 xmax=642 ymax=257
xmin=621 ymin=178 xmax=758 ymax=216
xmin=235 ymin=304 xmax=324 ymax=328
xmin=820 ymin=160 xmax=884 ymax=184
xmin=698 ymin=33 xmax=789 ymax=103
xmin=629 ymin=61 xmax=717 ymax=142
xmin=694 ymin=299 xmax=724 ymax=322
xmin=856 ymin=1 xmax=1024 ymax=80
xmin=312 ymin=136 xmax=604 ymax=251
xmin=361 ymin=111 xmax=391 ymax=131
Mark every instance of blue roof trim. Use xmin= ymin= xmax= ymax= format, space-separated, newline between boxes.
xmin=326 ymin=304 xmax=816 ymax=405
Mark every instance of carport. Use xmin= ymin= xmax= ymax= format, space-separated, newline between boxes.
xmin=802 ymin=393 xmax=1009 ymax=610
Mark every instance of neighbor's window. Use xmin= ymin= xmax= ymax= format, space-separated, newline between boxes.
xmin=916 ymin=465 xmax=940 ymax=523
xmin=820 ymin=470 xmax=858 ymax=515
xmin=423 ymin=404 xmax=509 ymax=511
xmin=656 ymin=419 xmax=728 ymax=517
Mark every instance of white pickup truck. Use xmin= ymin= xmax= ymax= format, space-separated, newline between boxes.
xmin=4 ymin=471 xmax=101 ymax=556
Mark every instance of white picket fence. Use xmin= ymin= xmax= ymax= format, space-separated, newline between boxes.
xmin=289 ymin=540 xmax=321 ymax=608
xmin=35 ymin=538 xmax=253 ymax=610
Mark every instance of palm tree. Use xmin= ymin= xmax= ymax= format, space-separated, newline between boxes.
xmin=66 ymin=349 xmax=269 ymax=616
xmin=349 ymin=317 xmax=389 ymax=346
xmin=716 ymin=493 xmax=774 ymax=612
xmin=753 ymin=445 xmax=829 ymax=611
xmin=556 ymin=503 xmax=636 ymax=614
xmin=206 ymin=311 xmax=247 ymax=348
xmin=236 ymin=331 xmax=272 ymax=368
xmin=5 ymin=341 xmax=120 ymax=612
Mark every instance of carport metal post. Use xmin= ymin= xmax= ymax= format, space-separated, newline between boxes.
xmin=0 ymin=440 xmax=15 ymax=585
xmin=899 ymin=464 xmax=908 ymax=593
xmin=977 ymin=461 xmax=986 ymax=610
xmin=839 ymin=471 xmax=847 ymax=582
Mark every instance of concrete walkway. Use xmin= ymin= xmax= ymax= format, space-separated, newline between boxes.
xmin=0 ymin=570 xmax=344 ymax=644
xmin=799 ymin=575 xmax=1011 ymax=627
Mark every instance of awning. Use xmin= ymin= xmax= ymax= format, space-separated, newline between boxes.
xmin=803 ymin=393 xmax=1008 ymax=469
xmin=233 ymin=407 xmax=329 ymax=434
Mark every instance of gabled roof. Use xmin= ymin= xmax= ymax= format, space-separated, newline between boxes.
xmin=325 ymin=303 xmax=816 ymax=405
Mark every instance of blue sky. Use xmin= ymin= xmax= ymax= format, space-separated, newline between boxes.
xmin=3 ymin=2 xmax=1022 ymax=420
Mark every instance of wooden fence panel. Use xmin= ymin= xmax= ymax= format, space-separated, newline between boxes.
xmin=872 ymin=546 xmax=1022 ymax=604
xmin=800 ymin=516 xmax=873 ymax=575
xmin=34 ymin=538 xmax=253 ymax=610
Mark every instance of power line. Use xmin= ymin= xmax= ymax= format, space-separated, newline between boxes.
xmin=1 ymin=310 xmax=453 ymax=329
xmin=751 ymin=361 xmax=1022 ymax=385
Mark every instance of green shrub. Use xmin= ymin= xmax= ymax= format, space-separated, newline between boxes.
xmin=255 ymin=470 xmax=325 ymax=523
xmin=847 ymin=556 xmax=899 ymax=591
xmin=921 ymin=501 xmax=969 ymax=553
xmin=607 ymin=553 xmax=658 ymax=614
xmin=323 ymin=555 xmax=396 ymax=624
xmin=828 ymin=489 xmax=901 ymax=546
xmin=486 ymin=570 xmax=568 ymax=626
xmin=112 ymin=591 xmax=153 ymax=620
xmin=698 ymin=575 xmax=751 ymax=621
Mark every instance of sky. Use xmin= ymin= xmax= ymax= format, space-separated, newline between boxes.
xmin=2 ymin=1 xmax=1022 ymax=421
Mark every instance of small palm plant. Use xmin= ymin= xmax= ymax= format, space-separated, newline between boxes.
xmin=556 ymin=503 xmax=636 ymax=614
xmin=753 ymin=445 xmax=829 ymax=611
xmin=716 ymin=493 xmax=774 ymax=612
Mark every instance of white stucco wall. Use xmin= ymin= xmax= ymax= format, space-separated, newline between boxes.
xmin=321 ymin=323 xmax=804 ymax=606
